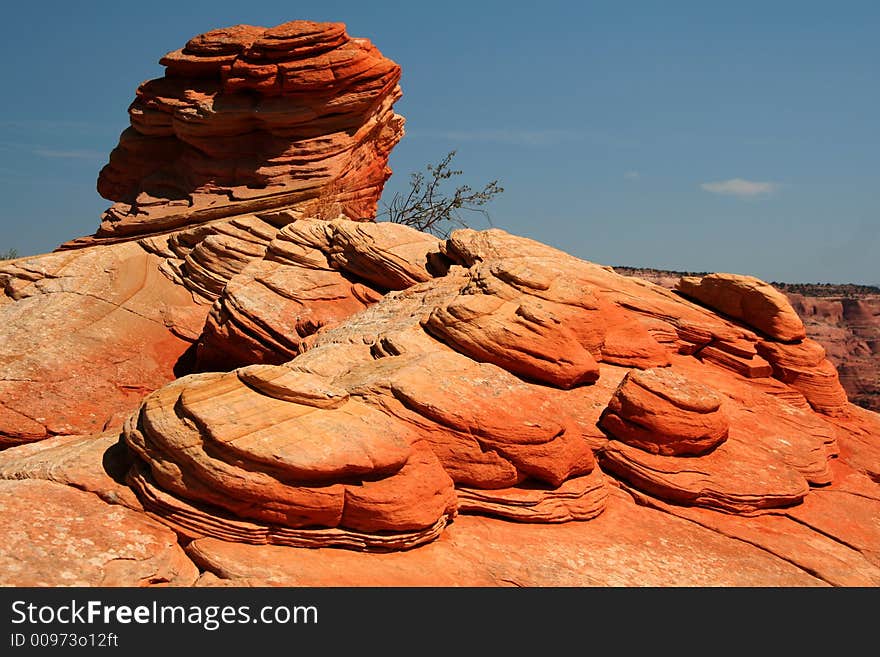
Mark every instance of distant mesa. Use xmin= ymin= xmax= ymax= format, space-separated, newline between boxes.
xmin=0 ymin=20 xmax=878 ymax=586
xmin=616 ymin=266 xmax=880 ymax=414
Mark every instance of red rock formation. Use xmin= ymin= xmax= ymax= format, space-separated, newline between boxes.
xmin=194 ymin=220 xmax=438 ymax=370
xmin=676 ymin=273 xmax=806 ymax=342
xmin=3 ymin=221 xmax=879 ymax=581
xmin=788 ymin=293 xmax=880 ymax=412
xmin=0 ymin=21 xmax=404 ymax=446
xmin=0 ymin=479 xmax=197 ymax=586
xmin=0 ymin=244 xmax=207 ymax=446
xmin=600 ymin=368 xmax=729 ymax=456
xmin=0 ymin=20 xmax=878 ymax=585
xmin=106 ymin=226 xmax=876 ymax=559
xmin=88 ymin=20 xmax=403 ymax=244
xmin=123 ymin=366 xmax=457 ymax=548
xmin=619 ymin=267 xmax=880 ymax=413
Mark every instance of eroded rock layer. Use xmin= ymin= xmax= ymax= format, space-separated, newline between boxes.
xmin=111 ymin=225 xmax=878 ymax=558
xmin=0 ymin=21 xmax=406 ymax=447
xmin=599 ymin=368 xmax=729 ymax=456
xmin=81 ymin=20 xmax=404 ymax=244
xmin=676 ymin=273 xmax=806 ymax=342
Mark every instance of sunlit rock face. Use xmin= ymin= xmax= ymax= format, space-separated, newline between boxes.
xmin=0 ymin=20 xmax=404 ymax=447
xmin=114 ymin=225 xmax=879 ymax=565
xmin=88 ymin=20 xmax=404 ymax=244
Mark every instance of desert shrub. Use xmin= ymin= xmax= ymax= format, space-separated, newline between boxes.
xmin=377 ymin=150 xmax=503 ymax=238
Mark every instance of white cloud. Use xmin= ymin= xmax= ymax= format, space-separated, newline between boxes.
xmin=700 ymin=178 xmax=778 ymax=198
xmin=624 ymin=170 xmax=640 ymax=180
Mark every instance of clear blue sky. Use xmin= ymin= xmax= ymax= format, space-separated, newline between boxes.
xmin=1 ymin=0 xmax=877 ymax=284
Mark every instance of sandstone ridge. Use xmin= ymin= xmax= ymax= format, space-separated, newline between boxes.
xmin=617 ymin=266 xmax=880 ymax=413
xmin=3 ymin=218 xmax=879 ymax=584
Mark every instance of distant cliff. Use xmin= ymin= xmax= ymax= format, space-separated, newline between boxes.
xmin=615 ymin=267 xmax=880 ymax=413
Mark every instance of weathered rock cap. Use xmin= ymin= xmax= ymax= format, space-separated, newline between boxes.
xmin=600 ymin=368 xmax=729 ymax=456
xmin=676 ymin=273 xmax=807 ymax=342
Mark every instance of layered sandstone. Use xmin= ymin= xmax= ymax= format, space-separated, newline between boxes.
xmin=0 ymin=21 xmax=403 ymax=447
xmin=676 ymin=273 xmax=807 ymax=342
xmin=85 ymin=20 xmax=403 ymax=244
xmin=619 ymin=267 xmax=880 ymax=413
xmin=787 ymin=293 xmax=880 ymax=412
xmin=108 ymin=226 xmax=877 ymax=560
xmin=599 ymin=368 xmax=729 ymax=456
xmin=3 ymin=221 xmax=879 ymax=582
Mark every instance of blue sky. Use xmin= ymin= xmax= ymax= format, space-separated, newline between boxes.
xmin=0 ymin=0 xmax=877 ymax=284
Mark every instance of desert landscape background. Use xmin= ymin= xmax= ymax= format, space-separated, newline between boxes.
xmin=617 ymin=268 xmax=880 ymax=412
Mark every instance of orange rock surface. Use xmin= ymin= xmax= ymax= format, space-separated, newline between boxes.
xmin=0 ymin=20 xmax=403 ymax=446
xmin=90 ymin=20 xmax=403 ymax=243
xmin=677 ymin=273 xmax=807 ymax=342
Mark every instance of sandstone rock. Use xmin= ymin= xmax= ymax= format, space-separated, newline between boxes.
xmin=601 ymin=436 xmax=810 ymax=513
xmin=87 ymin=20 xmax=404 ymax=243
xmin=0 ymin=243 xmax=208 ymax=445
xmin=786 ymin=487 xmax=880 ymax=567
xmin=0 ymin=432 xmax=140 ymax=509
xmin=124 ymin=370 xmax=457 ymax=541
xmin=787 ymin=293 xmax=880 ymax=412
xmin=384 ymin=350 xmax=596 ymax=488
xmin=756 ymin=339 xmax=850 ymax=416
xmin=120 ymin=224 xmax=872 ymax=560
xmin=128 ymin=459 xmax=451 ymax=551
xmin=142 ymin=214 xmax=280 ymax=301
xmin=599 ymin=368 xmax=729 ymax=456
xmin=185 ymin=491 xmax=825 ymax=586
xmin=0 ymin=20 xmax=406 ymax=446
xmin=325 ymin=220 xmax=444 ymax=290
xmin=830 ymin=405 xmax=880 ymax=481
xmin=622 ymin=482 xmax=880 ymax=587
xmin=194 ymin=219 xmax=437 ymax=369
xmin=195 ymin=258 xmax=375 ymax=369
xmin=623 ymin=268 xmax=880 ymax=414
xmin=698 ymin=343 xmax=774 ymax=378
xmin=601 ymin=317 xmax=671 ymax=368
xmin=422 ymin=282 xmax=602 ymax=389
xmin=676 ymin=273 xmax=806 ymax=342
xmin=0 ymin=479 xmax=198 ymax=586
xmin=456 ymin=469 xmax=608 ymax=523
xmin=1 ymin=20 xmax=877 ymax=582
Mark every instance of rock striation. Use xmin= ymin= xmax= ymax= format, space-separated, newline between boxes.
xmin=787 ymin=293 xmax=880 ymax=412
xmin=113 ymin=225 xmax=878 ymax=559
xmin=620 ymin=267 xmax=880 ymax=413
xmin=676 ymin=273 xmax=807 ymax=342
xmin=599 ymin=368 xmax=729 ymax=456
xmin=88 ymin=20 xmax=403 ymax=243
xmin=0 ymin=20 xmax=404 ymax=447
